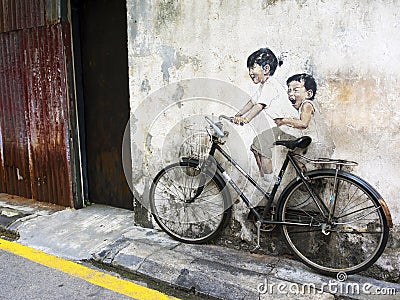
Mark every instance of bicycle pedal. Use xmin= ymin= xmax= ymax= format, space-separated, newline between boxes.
xmin=248 ymin=206 xmax=276 ymax=232
xmin=250 ymin=244 xmax=260 ymax=254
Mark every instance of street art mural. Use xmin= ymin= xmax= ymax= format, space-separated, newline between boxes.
xmin=125 ymin=0 xmax=400 ymax=280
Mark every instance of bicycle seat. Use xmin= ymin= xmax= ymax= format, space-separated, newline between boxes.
xmin=274 ymin=136 xmax=312 ymax=150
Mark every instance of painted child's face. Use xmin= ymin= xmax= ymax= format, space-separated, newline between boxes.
xmin=248 ymin=63 xmax=269 ymax=84
xmin=287 ymin=80 xmax=312 ymax=109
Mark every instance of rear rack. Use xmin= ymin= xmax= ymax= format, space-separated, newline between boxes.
xmin=293 ymin=154 xmax=358 ymax=167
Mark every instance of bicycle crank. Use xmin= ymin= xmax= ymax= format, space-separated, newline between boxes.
xmin=248 ymin=206 xmax=276 ymax=232
xmin=321 ymin=223 xmax=331 ymax=235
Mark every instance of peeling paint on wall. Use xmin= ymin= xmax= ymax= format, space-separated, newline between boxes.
xmin=159 ymin=45 xmax=192 ymax=83
xmin=159 ymin=45 xmax=175 ymax=83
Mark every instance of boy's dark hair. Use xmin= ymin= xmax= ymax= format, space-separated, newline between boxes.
xmin=247 ymin=48 xmax=282 ymax=76
xmin=286 ymin=73 xmax=317 ymax=100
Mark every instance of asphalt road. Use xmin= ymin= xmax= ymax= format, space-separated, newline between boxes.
xmin=0 ymin=238 xmax=209 ymax=300
xmin=0 ymin=249 xmax=140 ymax=300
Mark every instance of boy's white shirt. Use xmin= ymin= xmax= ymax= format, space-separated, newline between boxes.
xmin=250 ymin=77 xmax=300 ymax=136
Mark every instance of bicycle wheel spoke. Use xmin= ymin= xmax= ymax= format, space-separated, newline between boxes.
xmin=337 ymin=198 xmax=372 ymax=219
xmin=335 ymin=205 xmax=378 ymax=221
xmin=336 ymin=183 xmax=361 ymax=214
xmin=156 ymin=182 xmax=183 ymax=201
xmin=335 ymin=191 xmax=371 ymax=218
xmin=159 ymin=173 xmax=186 ymax=199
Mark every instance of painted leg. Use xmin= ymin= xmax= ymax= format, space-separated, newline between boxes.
xmin=252 ymin=149 xmax=264 ymax=177
xmin=260 ymin=156 xmax=273 ymax=174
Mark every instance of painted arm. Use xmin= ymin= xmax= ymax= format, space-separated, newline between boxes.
xmin=274 ymin=102 xmax=314 ymax=129
xmin=235 ymin=100 xmax=254 ymax=117
xmin=233 ymin=103 xmax=265 ymax=124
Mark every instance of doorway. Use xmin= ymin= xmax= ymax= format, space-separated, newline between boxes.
xmin=71 ymin=0 xmax=133 ymax=209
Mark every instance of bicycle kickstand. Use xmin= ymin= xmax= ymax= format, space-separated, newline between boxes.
xmin=250 ymin=220 xmax=262 ymax=253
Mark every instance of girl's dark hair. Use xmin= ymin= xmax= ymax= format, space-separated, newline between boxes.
xmin=247 ymin=48 xmax=282 ymax=75
xmin=286 ymin=73 xmax=317 ymax=100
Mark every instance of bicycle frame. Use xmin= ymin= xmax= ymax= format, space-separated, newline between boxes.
xmin=202 ymin=137 xmax=331 ymax=227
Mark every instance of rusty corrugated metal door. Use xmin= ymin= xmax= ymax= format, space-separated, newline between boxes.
xmin=23 ymin=24 xmax=73 ymax=206
xmin=0 ymin=30 xmax=32 ymax=198
xmin=0 ymin=0 xmax=79 ymax=207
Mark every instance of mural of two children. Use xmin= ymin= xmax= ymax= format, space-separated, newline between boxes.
xmin=233 ymin=48 xmax=335 ymax=180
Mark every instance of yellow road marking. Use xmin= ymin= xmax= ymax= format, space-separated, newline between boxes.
xmin=0 ymin=238 xmax=179 ymax=300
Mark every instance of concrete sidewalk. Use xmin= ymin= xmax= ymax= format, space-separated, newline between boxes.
xmin=0 ymin=194 xmax=399 ymax=300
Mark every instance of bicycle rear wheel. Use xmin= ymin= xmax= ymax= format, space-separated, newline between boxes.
xmin=150 ymin=160 xmax=231 ymax=243
xmin=277 ymin=169 xmax=389 ymax=275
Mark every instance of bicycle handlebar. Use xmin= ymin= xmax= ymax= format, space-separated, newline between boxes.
xmin=219 ymin=115 xmax=232 ymax=121
xmin=205 ymin=116 xmax=225 ymax=138
xmin=219 ymin=114 xmax=244 ymax=126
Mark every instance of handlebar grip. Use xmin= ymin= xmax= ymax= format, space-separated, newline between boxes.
xmin=220 ymin=115 xmax=245 ymax=126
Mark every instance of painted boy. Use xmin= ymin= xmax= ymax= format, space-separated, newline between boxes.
xmin=275 ymin=73 xmax=317 ymax=136
xmin=275 ymin=73 xmax=334 ymax=160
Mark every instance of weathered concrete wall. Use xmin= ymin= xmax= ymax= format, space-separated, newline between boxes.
xmin=126 ymin=0 xmax=400 ymax=279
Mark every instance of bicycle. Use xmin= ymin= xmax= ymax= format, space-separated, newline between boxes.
xmin=149 ymin=115 xmax=393 ymax=276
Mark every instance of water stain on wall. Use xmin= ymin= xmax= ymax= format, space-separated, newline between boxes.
xmin=172 ymin=84 xmax=185 ymax=108
xmin=261 ymin=0 xmax=280 ymax=9
xmin=325 ymin=77 xmax=381 ymax=128
xmin=154 ymin=0 xmax=182 ymax=32
xmin=140 ymin=78 xmax=151 ymax=94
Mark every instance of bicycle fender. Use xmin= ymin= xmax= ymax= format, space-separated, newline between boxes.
xmin=378 ymin=198 xmax=393 ymax=228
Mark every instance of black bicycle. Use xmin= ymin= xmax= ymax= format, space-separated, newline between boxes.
xmin=149 ymin=115 xmax=392 ymax=276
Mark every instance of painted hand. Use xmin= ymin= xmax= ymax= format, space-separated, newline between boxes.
xmin=232 ymin=116 xmax=248 ymax=125
xmin=274 ymin=118 xmax=284 ymax=126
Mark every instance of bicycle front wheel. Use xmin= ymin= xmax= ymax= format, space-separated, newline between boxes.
xmin=277 ymin=170 xmax=389 ymax=275
xmin=150 ymin=160 xmax=231 ymax=243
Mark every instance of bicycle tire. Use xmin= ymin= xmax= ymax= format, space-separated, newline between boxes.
xmin=277 ymin=169 xmax=389 ymax=276
xmin=150 ymin=160 xmax=232 ymax=243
